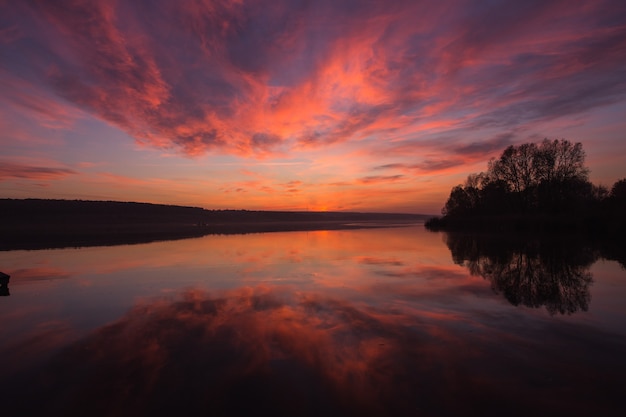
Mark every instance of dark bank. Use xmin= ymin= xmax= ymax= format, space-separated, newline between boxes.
xmin=0 ymin=198 xmax=427 ymax=250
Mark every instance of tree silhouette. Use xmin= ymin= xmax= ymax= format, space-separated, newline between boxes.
xmin=470 ymin=139 xmax=590 ymax=214
xmin=610 ymin=178 xmax=626 ymax=204
xmin=426 ymin=139 xmax=626 ymax=235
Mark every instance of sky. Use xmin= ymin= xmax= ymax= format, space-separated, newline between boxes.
xmin=1 ymin=0 xmax=625 ymax=214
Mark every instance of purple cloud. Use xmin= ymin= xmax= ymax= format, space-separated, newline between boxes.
xmin=0 ymin=0 xmax=624 ymax=159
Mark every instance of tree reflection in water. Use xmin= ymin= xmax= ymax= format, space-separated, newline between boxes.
xmin=444 ymin=233 xmax=596 ymax=315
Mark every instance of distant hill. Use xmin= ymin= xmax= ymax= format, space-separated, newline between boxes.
xmin=0 ymin=199 xmax=428 ymax=250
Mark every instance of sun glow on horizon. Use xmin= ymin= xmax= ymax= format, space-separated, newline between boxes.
xmin=1 ymin=0 xmax=625 ymax=212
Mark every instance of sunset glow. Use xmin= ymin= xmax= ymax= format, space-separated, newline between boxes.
xmin=1 ymin=0 xmax=625 ymax=213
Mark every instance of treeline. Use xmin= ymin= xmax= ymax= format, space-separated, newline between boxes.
xmin=426 ymin=139 xmax=626 ymax=235
xmin=0 ymin=199 xmax=207 ymax=225
xmin=0 ymin=199 xmax=426 ymax=250
xmin=0 ymin=199 xmax=425 ymax=224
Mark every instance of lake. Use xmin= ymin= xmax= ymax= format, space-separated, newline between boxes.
xmin=1 ymin=224 xmax=625 ymax=417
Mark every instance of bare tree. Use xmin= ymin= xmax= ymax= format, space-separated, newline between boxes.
xmin=534 ymin=139 xmax=589 ymax=183
xmin=487 ymin=139 xmax=588 ymax=191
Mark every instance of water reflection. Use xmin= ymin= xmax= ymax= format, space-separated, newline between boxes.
xmin=6 ymin=288 xmax=451 ymax=416
xmin=4 ymin=285 xmax=625 ymax=417
xmin=444 ymin=233 xmax=596 ymax=315
xmin=1 ymin=227 xmax=625 ymax=416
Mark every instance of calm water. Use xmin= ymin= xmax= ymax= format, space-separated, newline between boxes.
xmin=1 ymin=225 xmax=625 ymax=417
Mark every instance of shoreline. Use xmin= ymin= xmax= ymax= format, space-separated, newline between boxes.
xmin=0 ymin=199 xmax=428 ymax=251
xmin=1 ymin=219 xmax=423 ymax=251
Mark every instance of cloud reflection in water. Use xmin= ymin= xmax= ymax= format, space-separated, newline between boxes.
xmin=4 ymin=285 xmax=625 ymax=417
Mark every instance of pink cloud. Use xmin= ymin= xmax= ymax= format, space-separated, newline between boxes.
xmin=0 ymin=74 xmax=82 ymax=149
xmin=0 ymin=0 xmax=623 ymax=161
xmin=0 ymin=161 xmax=77 ymax=181
xmin=357 ymin=175 xmax=406 ymax=185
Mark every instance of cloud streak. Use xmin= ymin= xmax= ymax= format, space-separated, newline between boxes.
xmin=0 ymin=161 xmax=77 ymax=181
xmin=1 ymin=0 xmax=625 ymax=159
